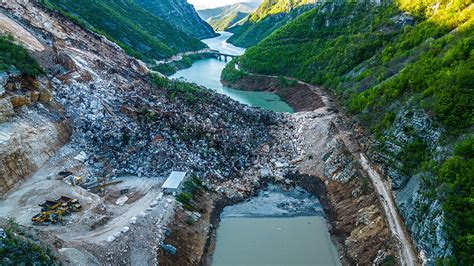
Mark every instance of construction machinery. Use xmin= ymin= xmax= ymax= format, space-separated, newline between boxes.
xmin=31 ymin=196 xmax=82 ymax=225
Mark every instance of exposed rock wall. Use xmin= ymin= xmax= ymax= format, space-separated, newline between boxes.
xmin=0 ymin=109 xmax=69 ymax=196
xmin=0 ymin=74 xmax=69 ymax=196
xmin=367 ymin=105 xmax=451 ymax=260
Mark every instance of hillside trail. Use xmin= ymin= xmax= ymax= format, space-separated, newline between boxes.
xmin=235 ymin=64 xmax=420 ymax=265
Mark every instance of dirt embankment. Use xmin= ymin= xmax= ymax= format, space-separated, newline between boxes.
xmin=222 ymin=74 xmax=324 ymax=112
xmin=157 ymin=189 xmax=225 ymax=266
xmin=158 ymin=180 xmax=268 ymax=265
xmin=293 ymin=173 xmax=398 ymax=265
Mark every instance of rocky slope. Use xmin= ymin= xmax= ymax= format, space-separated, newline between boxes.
xmin=0 ymin=2 xmax=276 ymax=263
xmin=134 ymin=0 xmax=217 ymax=39
xmin=0 ymin=73 xmax=69 ymax=196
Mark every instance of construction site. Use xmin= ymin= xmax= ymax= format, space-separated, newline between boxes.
xmin=0 ymin=145 xmax=179 ymax=264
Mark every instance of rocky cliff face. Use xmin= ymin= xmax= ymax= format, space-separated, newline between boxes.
xmin=0 ymin=72 xmax=69 ymax=197
xmin=0 ymin=0 xmax=274 ymax=185
xmin=134 ymin=0 xmax=217 ymax=39
xmin=368 ymin=106 xmax=451 ymax=260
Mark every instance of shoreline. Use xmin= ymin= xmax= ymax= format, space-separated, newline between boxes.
xmin=151 ymin=52 xmax=216 ymax=76
xmin=221 ymin=64 xmax=323 ymax=112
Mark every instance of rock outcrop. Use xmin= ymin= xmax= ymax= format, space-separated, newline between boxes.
xmin=0 ymin=1 xmax=274 ymax=264
xmin=0 ymin=72 xmax=69 ymax=197
xmin=368 ymin=106 xmax=450 ymax=260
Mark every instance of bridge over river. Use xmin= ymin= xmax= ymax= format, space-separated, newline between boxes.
xmin=209 ymin=49 xmax=238 ymax=62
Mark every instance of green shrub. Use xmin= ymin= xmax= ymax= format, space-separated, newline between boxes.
xmin=176 ymin=192 xmax=192 ymax=204
xmin=0 ymin=35 xmax=43 ymax=76
xmin=436 ymin=137 xmax=474 ymax=264
xmin=0 ymin=220 xmax=58 ymax=265
xmin=221 ymin=59 xmax=248 ymax=83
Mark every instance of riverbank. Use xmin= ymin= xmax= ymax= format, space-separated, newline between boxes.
xmin=151 ymin=52 xmax=216 ymax=76
xmin=221 ymin=61 xmax=323 ymax=112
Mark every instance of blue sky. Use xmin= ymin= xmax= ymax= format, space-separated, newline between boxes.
xmin=188 ymin=0 xmax=255 ymax=9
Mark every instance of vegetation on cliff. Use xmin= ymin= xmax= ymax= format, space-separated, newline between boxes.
xmin=226 ymin=0 xmax=473 ymax=262
xmin=436 ymin=137 xmax=474 ymax=263
xmin=248 ymin=0 xmax=315 ymax=22
xmin=39 ymin=0 xmax=206 ymax=61
xmin=0 ymin=35 xmax=43 ymax=76
xmin=227 ymin=0 xmax=317 ymax=47
xmin=221 ymin=59 xmax=248 ymax=83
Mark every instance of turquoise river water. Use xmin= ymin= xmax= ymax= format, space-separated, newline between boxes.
xmin=170 ymin=32 xmax=294 ymax=113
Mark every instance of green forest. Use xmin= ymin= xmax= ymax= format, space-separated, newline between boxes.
xmin=227 ymin=0 xmax=315 ymax=47
xmin=0 ymin=35 xmax=43 ymax=76
xmin=39 ymin=0 xmax=205 ymax=61
xmin=224 ymin=0 xmax=473 ymax=263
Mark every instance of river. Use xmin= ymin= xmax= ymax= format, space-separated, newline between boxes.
xmin=170 ymin=32 xmax=339 ymax=265
xmin=169 ymin=32 xmax=294 ymax=113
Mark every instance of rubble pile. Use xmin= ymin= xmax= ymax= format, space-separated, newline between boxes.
xmin=1 ymin=2 xmax=279 ymax=185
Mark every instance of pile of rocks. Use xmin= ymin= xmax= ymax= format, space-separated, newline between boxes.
xmin=0 ymin=2 xmax=281 ymax=187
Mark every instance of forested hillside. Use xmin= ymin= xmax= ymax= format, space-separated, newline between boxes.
xmin=134 ymin=0 xmax=216 ymax=39
xmin=225 ymin=0 xmax=474 ymax=263
xmin=227 ymin=0 xmax=318 ymax=47
xmin=39 ymin=0 xmax=206 ymax=61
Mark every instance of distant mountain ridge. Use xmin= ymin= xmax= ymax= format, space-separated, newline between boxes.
xmin=134 ymin=0 xmax=217 ymax=39
xmin=198 ymin=1 xmax=261 ymax=31
xmin=39 ymin=0 xmax=210 ymax=61
xmin=227 ymin=0 xmax=318 ymax=47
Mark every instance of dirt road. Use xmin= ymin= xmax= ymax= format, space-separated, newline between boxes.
xmin=300 ymin=78 xmax=419 ymax=266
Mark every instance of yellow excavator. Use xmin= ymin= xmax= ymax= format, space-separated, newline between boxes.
xmin=32 ymin=196 xmax=82 ymax=225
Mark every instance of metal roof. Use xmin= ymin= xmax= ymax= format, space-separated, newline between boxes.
xmin=162 ymin=171 xmax=187 ymax=189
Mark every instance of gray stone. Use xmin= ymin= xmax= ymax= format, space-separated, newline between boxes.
xmin=0 ymin=98 xmax=14 ymax=122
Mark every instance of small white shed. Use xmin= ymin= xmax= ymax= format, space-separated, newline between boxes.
xmin=162 ymin=171 xmax=187 ymax=195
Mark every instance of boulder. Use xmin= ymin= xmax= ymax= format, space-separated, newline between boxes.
xmin=0 ymin=98 xmax=14 ymax=122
